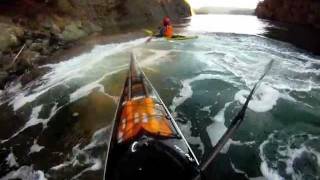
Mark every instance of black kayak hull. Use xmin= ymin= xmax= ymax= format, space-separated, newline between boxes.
xmin=103 ymin=54 xmax=199 ymax=180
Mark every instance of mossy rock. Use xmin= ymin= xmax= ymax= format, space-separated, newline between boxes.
xmin=57 ymin=0 xmax=75 ymax=13
xmin=0 ymin=25 xmax=23 ymax=51
xmin=61 ymin=21 xmax=88 ymax=41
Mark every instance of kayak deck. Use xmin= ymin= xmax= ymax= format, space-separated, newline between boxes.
xmin=104 ymin=55 xmax=199 ymax=180
xmin=168 ymin=35 xmax=198 ymax=40
xmin=117 ymin=97 xmax=174 ymax=143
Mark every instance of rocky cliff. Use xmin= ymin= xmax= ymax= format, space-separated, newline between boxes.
xmin=0 ymin=0 xmax=191 ymax=89
xmin=0 ymin=0 xmax=191 ymax=47
xmin=256 ymin=0 xmax=320 ymax=28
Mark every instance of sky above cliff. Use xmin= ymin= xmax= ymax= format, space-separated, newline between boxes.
xmin=189 ymin=0 xmax=260 ymax=9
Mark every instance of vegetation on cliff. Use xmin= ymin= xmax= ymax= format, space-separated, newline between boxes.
xmin=256 ymin=0 xmax=320 ymax=28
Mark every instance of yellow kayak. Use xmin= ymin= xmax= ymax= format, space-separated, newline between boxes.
xmin=143 ymin=29 xmax=198 ymax=41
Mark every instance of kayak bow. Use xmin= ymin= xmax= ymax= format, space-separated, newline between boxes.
xmin=104 ymin=53 xmax=274 ymax=180
xmin=103 ymin=54 xmax=199 ymax=180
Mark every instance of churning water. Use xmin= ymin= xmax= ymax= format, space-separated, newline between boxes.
xmin=0 ymin=15 xmax=319 ymax=180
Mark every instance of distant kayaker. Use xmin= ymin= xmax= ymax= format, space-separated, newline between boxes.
xmin=158 ymin=16 xmax=173 ymax=38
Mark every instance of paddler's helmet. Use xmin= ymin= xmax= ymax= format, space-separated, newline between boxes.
xmin=163 ymin=16 xmax=171 ymax=26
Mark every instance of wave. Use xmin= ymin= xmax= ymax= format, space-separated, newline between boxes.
xmin=0 ymin=38 xmax=146 ymax=111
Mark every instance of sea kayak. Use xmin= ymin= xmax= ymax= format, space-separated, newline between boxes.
xmin=169 ymin=35 xmax=198 ymax=40
xmin=143 ymin=29 xmax=198 ymax=41
xmin=103 ymin=54 xmax=200 ymax=180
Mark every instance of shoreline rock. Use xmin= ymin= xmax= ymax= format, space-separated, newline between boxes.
xmin=256 ymin=0 xmax=320 ymax=29
xmin=0 ymin=0 xmax=191 ymax=90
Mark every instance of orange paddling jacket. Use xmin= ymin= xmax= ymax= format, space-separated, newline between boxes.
xmin=164 ymin=25 xmax=174 ymax=38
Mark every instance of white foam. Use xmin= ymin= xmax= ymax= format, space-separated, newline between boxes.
xmin=70 ymin=83 xmax=105 ymax=103
xmin=23 ymin=105 xmax=43 ymax=129
xmin=231 ymin=140 xmax=255 ymax=146
xmin=51 ymin=144 xmax=85 ymax=171
xmin=235 ymin=84 xmax=280 ymax=113
xmin=3 ymin=38 xmax=145 ymax=111
xmin=259 ymin=133 xmax=284 ymax=180
xmin=1 ymin=105 xmax=42 ymax=143
xmin=284 ymin=146 xmax=307 ymax=175
xmin=207 ymin=102 xmax=231 ymax=147
xmin=206 ymin=101 xmax=255 ymax=154
xmin=311 ymin=148 xmax=320 ymax=169
xmin=178 ymin=121 xmax=204 ymax=155
xmin=11 ymin=90 xmax=45 ymax=111
xmin=136 ymin=49 xmax=171 ymax=67
xmin=51 ymin=163 xmax=67 ymax=171
xmin=280 ymin=92 xmax=315 ymax=109
xmin=190 ymin=34 xmax=320 ymax=95
xmin=1 ymin=103 xmax=60 ymax=143
xmin=260 ymin=161 xmax=284 ymax=180
xmin=231 ymin=161 xmax=249 ymax=178
xmin=6 ymin=150 xmax=19 ymax=168
xmin=43 ymin=103 xmax=59 ymax=128
xmin=2 ymin=31 xmax=319 ymax=115
xmin=279 ymin=92 xmax=297 ymax=103
xmin=70 ymin=158 xmax=102 ymax=180
xmin=0 ymin=83 xmax=20 ymax=106
xmin=221 ymin=140 xmax=256 ymax=154
xmin=84 ymin=127 xmax=110 ymax=150
xmin=69 ymin=67 xmax=125 ymax=103
xmin=282 ymin=143 xmax=320 ymax=179
xmin=171 ymin=74 xmax=239 ymax=111
xmin=0 ymin=165 xmax=47 ymax=180
xmin=211 ymin=102 xmax=231 ymax=123
xmin=29 ymin=139 xmax=44 ymax=154
xmin=90 ymin=158 xmax=102 ymax=171
xmin=51 ymin=126 xmax=110 ymax=176
xmin=207 ymin=121 xmax=227 ymax=148
xmin=195 ymin=51 xmax=227 ymax=73
xmin=200 ymin=105 xmax=211 ymax=114
xmin=259 ymin=132 xmax=320 ymax=180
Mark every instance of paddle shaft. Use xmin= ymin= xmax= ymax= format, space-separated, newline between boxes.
xmin=195 ymin=60 xmax=274 ymax=179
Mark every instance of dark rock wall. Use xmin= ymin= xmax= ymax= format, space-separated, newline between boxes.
xmin=256 ymin=0 xmax=320 ymax=28
xmin=67 ymin=0 xmax=191 ymax=28
xmin=0 ymin=0 xmax=191 ymax=88
xmin=0 ymin=0 xmax=191 ymax=42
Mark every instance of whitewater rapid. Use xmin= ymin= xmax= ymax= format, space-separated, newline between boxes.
xmin=167 ymin=34 xmax=320 ymax=179
xmin=1 ymin=22 xmax=319 ymax=179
